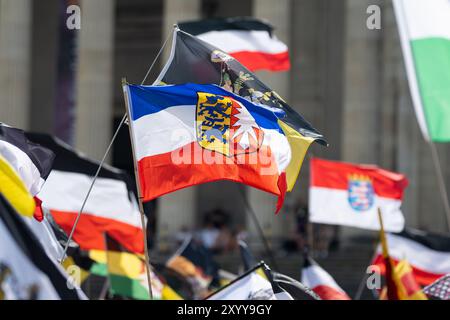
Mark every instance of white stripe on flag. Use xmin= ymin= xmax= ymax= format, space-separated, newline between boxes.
xmin=302 ymin=265 xmax=346 ymax=294
xmin=377 ymin=233 xmax=450 ymax=275
xmin=197 ymin=30 xmax=288 ymax=54
xmin=38 ymin=170 xmax=142 ymax=228
xmin=397 ymin=0 xmax=450 ymax=40
xmin=132 ymin=104 xmax=291 ymax=173
xmin=0 ymin=140 xmax=43 ymax=195
xmin=132 ymin=105 xmax=197 ymax=160
xmin=309 ymin=187 xmax=405 ymax=232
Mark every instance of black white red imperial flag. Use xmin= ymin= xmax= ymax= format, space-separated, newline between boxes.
xmin=25 ymin=133 xmax=145 ymax=254
xmin=178 ymin=17 xmax=290 ymax=72
xmin=0 ymin=123 xmax=55 ymax=218
xmin=154 ymin=27 xmax=326 ymax=192
xmin=0 ymin=123 xmax=54 ymax=196
xmin=372 ymin=228 xmax=450 ymax=286
xmin=0 ymin=194 xmax=84 ymax=300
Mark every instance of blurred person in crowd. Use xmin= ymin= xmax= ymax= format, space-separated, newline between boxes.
xmin=282 ymin=197 xmax=310 ymax=254
xmin=197 ymin=209 xmax=233 ymax=254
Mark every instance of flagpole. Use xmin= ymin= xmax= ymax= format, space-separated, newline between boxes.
xmin=122 ymin=77 xmax=154 ymax=300
xmin=428 ymin=141 xmax=450 ymax=231
xmin=58 ymin=28 xmax=174 ymax=263
xmin=353 ymin=238 xmax=379 ymax=300
xmin=239 ymin=186 xmax=279 ymax=271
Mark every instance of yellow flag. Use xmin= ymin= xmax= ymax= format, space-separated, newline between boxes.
xmin=0 ymin=154 xmax=35 ymax=216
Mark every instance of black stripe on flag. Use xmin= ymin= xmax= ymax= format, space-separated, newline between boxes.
xmin=395 ymin=228 xmax=450 ymax=252
xmin=25 ymin=133 xmax=137 ymax=196
xmin=0 ymin=123 xmax=55 ymax=179
xmin=178 ymin=17 xmax=273 ymax=36
xmin=0 ymin=194 xmax=82 ymax=299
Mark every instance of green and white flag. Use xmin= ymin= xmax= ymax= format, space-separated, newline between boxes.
xmin=394 ymin=0 xmax=450 ymax=142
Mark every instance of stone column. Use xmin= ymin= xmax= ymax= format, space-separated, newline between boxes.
xmin=29 ymin=0 xmax=59 ymax=134
xmin=0 ymin=0 xmax=32 ymax=129
xmin=341 ymin=0 xmax=382 ymax=164
xmin=157 ymin=0 xmax=201 ymax=249
xmin=74 ymin=0 xmax=115 ymax=161
xmin=248 ymin=0 xmax=292 ymax=245
xmin=340 ymin=0 xmax=383 ymax=238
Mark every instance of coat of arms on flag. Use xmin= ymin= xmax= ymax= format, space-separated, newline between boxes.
xmin=196 ymin=92 xmax=264 ymax=156
xmin=309 ymin=158 xmax=408 ymax=232
xmin=347 ymin=174 xmax=375 ymax=212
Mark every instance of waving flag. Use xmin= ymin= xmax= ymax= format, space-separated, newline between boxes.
xmin=309 ymin=158 xmax=408 ymax=232
xmin=372 ymin=228 xmax=450 ymax=286
xmin=207 ymin=263 xmax=292 ymax=300
xmin=89 ymin=234 xmax=181 ymax=300
xmin=155 ymin=28 xmax=325 ymax=192
xmin=27 ymin=133 xmax=144 ymax=254
xmin=0 ymin=154 xmax=36 ymax=217
xmin=301 ymin=256 xmax=350 ymax=300
xmin=0 ymin=195 xmax=84 ymax=300
xmin=124 ymin=83 xmax=300 ymax=212
xmin=178 ymin=17 xmax=290 ymax=72
xmin=0 ymin=123 xmax=54 ymax=196
xmin=393 ymin=0 xmax=450 ymax=141
xmin=423 ymin=274 xmax=450 ymax=300
xmin=0 ymin=123 xmax=54 ymax=218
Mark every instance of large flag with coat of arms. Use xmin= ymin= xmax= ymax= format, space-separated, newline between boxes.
xmin=309 ymin=158 xmax=408 ymax=232
xmin=124 ymin=82 xmax=305 ymax=212
xmin=153 ymin=27 xmax=326 ymax=193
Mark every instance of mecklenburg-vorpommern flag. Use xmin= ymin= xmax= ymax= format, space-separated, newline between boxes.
xmin=178 ymin=17 xmax=290 ymax=72
xmin=154 ymin=27 xmax=326 ymax=192
xmin=393 ymin=0 xmax=450 ymax=141
xmin=309 ymin=157 xmax=408 ymax=232
xmin=124 ymin=83 xmax=301 ymax=212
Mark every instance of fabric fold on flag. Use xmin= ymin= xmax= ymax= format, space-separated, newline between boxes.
xmin=124 ymin=83 xmax=296 ymax=212
xmin=0 ymin=154 xmax=36 ymax=217
xmin=26 ymin=133 xmax=144 ymax=254
xmin=423 ymin=274 xmax=450 ymax=300
xmin=301 ymin=256 xmax=350 ymax=300
xmin=372 ymin=228 xmax=450 ymax=286
xmin=154 ymin=27 xmax=325 ymax=192
xmin=178 ymin=17 xmax=290 ymax=72
xmin=393 ymin=0 xmax=450 ymax=141
xmin=377 ymin=212 xmax=427 ymax=300
xmin=0 ymin=123 xmax=54 ymax=196
xmin=207 ymin=262 xmax=292 ymax=300
xmin=0 ymin=194 xmax=85 ymax=300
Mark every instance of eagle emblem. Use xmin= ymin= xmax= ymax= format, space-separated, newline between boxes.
xmin=196 ymin=92 xmax=264 ymax=157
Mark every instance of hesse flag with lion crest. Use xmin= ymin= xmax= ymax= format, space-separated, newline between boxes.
xmin=309 ymin=158 xmax=408 ymax=232
xmin=123 ymin=83 xmax=303 ymax=212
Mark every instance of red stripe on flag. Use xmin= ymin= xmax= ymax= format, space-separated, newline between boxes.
xmin=310 ymin=157 xmax=408 ymax=200
xmin=372 ymin=254 xmax=443 ymax=286
xmin=312 ymin=285 xmax=351 ymax=300
xmin=230 ymin=51 xmax=290 ymax=72
xmin=51 ymin=210 xmax=144 ymax=254
xmin=138 ymin=142 xmax=283 ymax=203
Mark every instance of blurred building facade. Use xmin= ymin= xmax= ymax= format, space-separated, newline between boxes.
xmin=1 ymin=0 xmax=449 ymax=250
